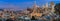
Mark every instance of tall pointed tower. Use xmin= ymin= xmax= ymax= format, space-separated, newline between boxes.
xmin=50 ymin=2 xmax=55 ymax=12
xmin=46 ymin=2 xmax=48 ymax=8
xmin=42 ymin=4 xmax=45 ymax=9
xmin=32 ymin=0 xmax=37 ymax=13
xmin=30 ymin=0 xmax=42 ymax=18
xmin=44 ymin=2 xmax=48 ymax=12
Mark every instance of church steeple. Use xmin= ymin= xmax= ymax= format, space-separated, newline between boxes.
xmin=42 ymin=4 xmax=45 ymax=9
xmin=33 ymin=0 xmax=37 ymax=13
xmin=30 ymin=0 xmax=42 ymax=18
xmin=50 ymin=2 xmax=55 ymax=12
xmin=32 ymin=0 xmax=41 ymax=13
xmin=46 ymin=2 xmax=48 ymax=8
xmin=33 ymin=0 xmax=36 ymax=9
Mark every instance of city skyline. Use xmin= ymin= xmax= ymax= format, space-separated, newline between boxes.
xmin=0 ymin=0 xmax=60 ymax=9
xmin=0 ymin=0 xmax=60 ymax=21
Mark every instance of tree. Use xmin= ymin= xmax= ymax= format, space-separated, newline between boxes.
xmin=54 ymin=3 xmax=60 ymax=21
xmin=54 ymin=3 xmax=60 ymax=15
xmin=31 ymin=16 xmax=37 ymax=20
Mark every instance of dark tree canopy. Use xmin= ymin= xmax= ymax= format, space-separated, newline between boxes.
xmin=31 ymin=16 xmax=37 ymax=20
xmin=54 ymin=3 xmax=60 ymax=15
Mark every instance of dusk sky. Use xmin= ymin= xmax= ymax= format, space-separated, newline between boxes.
xmin=0 ymin=0 xmax=60 ymax=9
